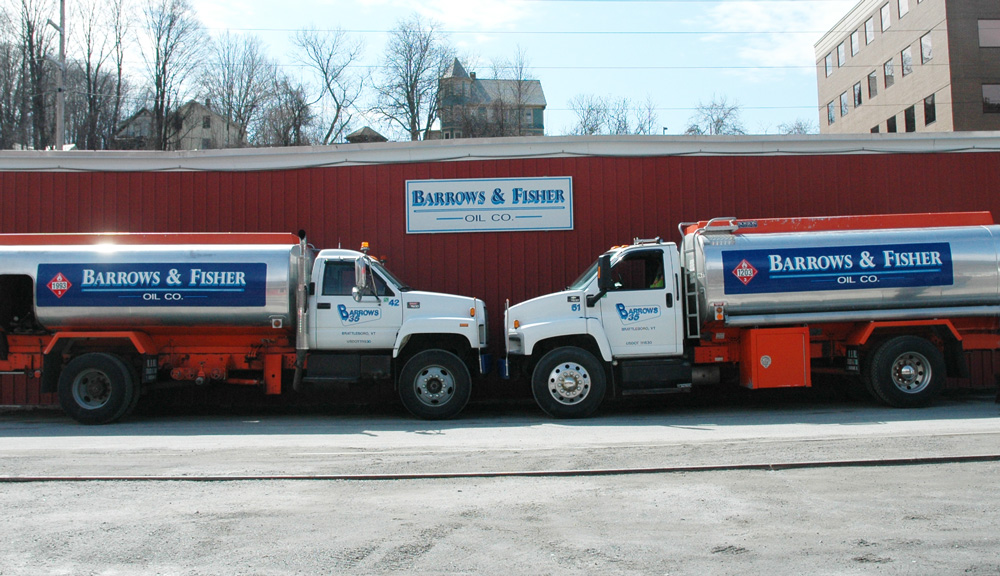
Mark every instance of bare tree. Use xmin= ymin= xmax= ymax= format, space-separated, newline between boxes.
xmin=0 ymin=5 xmax=27 ymax=148
xmin=777 ymin=118 xmax=817 ymax=135
xmin=633 ymin=96 xmax=659 ymax=135
xmin=254 ymin=74 xmax=313 ymax=147
xmin=569 ymin=94 xmax=659 ymax=136
xmin=489 ymin=45 xmax=536 ymax=136
xmin=108 ymin=0 xmax=132 ymax=144
xmin=685 ymin=94 xmax=746 ymax=136
xmin=69 ymin=0 xmax=128 ymax=149
xmin=140 ymin=0 xmax=207 ymax=150
xmin=202 ymin=32 xmax=275 ymax=147
xmin=373 ymin=14 xmax=452 ymax=141
xmin=18 ymin=0 xmax=56 ymax=149
xmin=569 ymin=94 xmax=607 ymax=136
xmin=291 ymin=26 xmax=363 ymax=145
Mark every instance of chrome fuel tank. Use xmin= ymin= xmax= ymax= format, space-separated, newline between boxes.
xmin=1 ymin=238 xmax=305 ymax=331
xmin=685 ymin=224 xmax=1000 ymax=324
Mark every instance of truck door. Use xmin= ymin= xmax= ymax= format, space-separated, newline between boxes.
xmin=312 ymin=258 xmax=403 ymax=350
xmin=598 ymin=247 xmax=683 ymax=357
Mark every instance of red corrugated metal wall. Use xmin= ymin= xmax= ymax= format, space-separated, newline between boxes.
xmin=3 ymin=151 xmax=1000 ymax=406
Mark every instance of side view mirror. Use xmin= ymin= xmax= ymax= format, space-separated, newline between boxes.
xmin=597 ymin=254 xmax=612 ymax=293
xmin=588 ymin=254 xmax=613 ymax=307
xmin=355 ymin=256 xmax=369 ymax=290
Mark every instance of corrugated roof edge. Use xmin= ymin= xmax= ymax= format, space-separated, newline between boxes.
xmin=1 ymin=132 xmax=999 ymax=173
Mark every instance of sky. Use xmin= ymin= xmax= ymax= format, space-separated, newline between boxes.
xmin=191 ymin=0 xmax=859 ymax=137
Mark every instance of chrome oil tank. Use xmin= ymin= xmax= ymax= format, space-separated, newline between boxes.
xmin=686 ymin=224 xmax=1000 ymax=323
xmin=1 ymin=235 xmax=304 ymax=331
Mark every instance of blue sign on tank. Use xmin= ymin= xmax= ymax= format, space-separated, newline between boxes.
xmin=36 ymin=263 xmax=268 ymax=307
xmin=721 ymin=242 xmax=954 ymax=295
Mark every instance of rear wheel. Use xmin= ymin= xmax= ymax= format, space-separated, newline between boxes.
xmin=398 ymin=350 xmax=472 ymax=420
xmin=866 ymin=336 xmax=946 ymax=408
xmin=57 ymin=353 xmax=137 ymax=425
xmin=531 ymin=347 xmax=607 ymax=419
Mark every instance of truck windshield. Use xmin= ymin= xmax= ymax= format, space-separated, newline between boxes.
xmin=370 ymin=259 xmax=411 ymax=292
xmin=567 ymin=260 xmax=599 ymax=290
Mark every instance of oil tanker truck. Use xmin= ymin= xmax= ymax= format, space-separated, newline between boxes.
xmin=502 ymin=212 xmax=1000 ymax=418
xmin=0 ymin=231 xmax=489 ymax=424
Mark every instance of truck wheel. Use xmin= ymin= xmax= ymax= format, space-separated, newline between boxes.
xmin=57 ymin=353 xmax=137 ymax=425
xmin=532 ymin=347 xmax=606 ymax=419
xmin=866 ymin=336 xmax=946 ymax=408
xmin=398 ymin=350 xmax=472 ymax=420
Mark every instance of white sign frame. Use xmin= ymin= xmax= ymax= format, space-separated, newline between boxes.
xmin=406 ymin=177 xmax=573 ymax=234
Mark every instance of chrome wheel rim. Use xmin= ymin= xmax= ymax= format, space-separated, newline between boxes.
xmin=891 ymin=351 xmax=931 ymax=394
xmin=71 ymin=369 xmax=112 ymax=409
xmin=413 ymin=365 xmax=456 ymax=407
xmin=548 ymin=362 xmax=591 ymax=405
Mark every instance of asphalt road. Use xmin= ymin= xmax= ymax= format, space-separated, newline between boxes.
xmin=1 ymin=392 xmax=999 ymax=575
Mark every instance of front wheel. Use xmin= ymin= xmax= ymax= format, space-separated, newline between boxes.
xmin=398 ymin=350 xmax=472 ymax=420
xmin=531 ymin=347 xmax=607 ymax=418
xmin=57 ymin=353 xmax=137 ymax=425
xmin=866 ymin=336 xmax=946 ymax=408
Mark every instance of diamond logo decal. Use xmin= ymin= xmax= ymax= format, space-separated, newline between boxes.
xmin=47 ymin=273 xmax=72 ymax=298
xmin=732 ymin=259 xmax=758 ymax=285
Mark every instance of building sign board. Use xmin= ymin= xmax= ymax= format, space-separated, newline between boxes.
xmin=406 ymin=177 xmax=573 ymax=233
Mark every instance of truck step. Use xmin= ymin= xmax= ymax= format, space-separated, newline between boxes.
xmin=621 ymin=384 xmax=692 ymax=396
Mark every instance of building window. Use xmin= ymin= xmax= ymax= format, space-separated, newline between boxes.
xmin=904 ymin=106 xmax=916 ymax=132
xmin=920 ymin=33 xmax=933 ymax=63
xmin=924 ymin=94 xmax=936 ymax=125
xmin=871 ymin=125 xmax=880 ymax=133
xmin=840 ymin=92 xmax=850 ymax=117
xmin=854 ymin=82 xmax=863 ymax=107
xmin=838 ymin=42 xmax=846 ymax=67
xmin=884 ymin=59 xmax=895 ymax=88
xmin=851 ymin=30 xmax=860 ymax=56
xmin=898 ymin=0 xmax=909 ymax=18
xmin=827 ymin=101 xmax=836 ymax=125
xmin=901 ymin=47 xmax=913 ymax=76
xmin=881 ymin=4 xmax=891 ymax=31
xmin=887 ymin=116 xmax=897 ymax=132
xmin=984 ymin=84 xmax=1000 ymax=113
xmin=866 ymin=17 xmax=875 ymax=44
xmin=979 ymin=20 xmax=1000 ymax=48
xmin=868 ymin=71 xmax=879 ymax=98
xmin=825 ymin=53 xmax=833 ymax=77
xmin=202 ymin=116 xmax=211 ymax=129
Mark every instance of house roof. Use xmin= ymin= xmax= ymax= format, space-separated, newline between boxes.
xmin=475 ymin=79 xmax=546 ymax=108
xmin=346 ymin=126 xmax=388 ymax=143
xmin=443 ymin=58 xmax=470 ymax=79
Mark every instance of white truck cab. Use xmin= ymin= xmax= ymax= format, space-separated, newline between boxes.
xmin=307 ymin=247 xmax=489 ymax=419
xmin=504 ymin=239 xmax=689 ymax=418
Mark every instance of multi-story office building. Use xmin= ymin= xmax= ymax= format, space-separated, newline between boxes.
xmin=816 ymin=0 xmax=1000 ymax=134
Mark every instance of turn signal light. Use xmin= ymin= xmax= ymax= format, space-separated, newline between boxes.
xmin=469 ymin=307 xmax=476 ymax=317
xmin=514 ymin=320 xmax=520 ymax=329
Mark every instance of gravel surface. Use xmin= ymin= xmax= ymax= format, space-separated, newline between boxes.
xmin=1 ymin=394 xmax=999 ymax=575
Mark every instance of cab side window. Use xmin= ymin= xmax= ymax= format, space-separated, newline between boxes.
xmin=610 ymin=251 xmax=664 ymax=291
xmin=372 ymin=271 xmax=394 ymax=297
xmin=321 ymin=261 xmax=355 ymax=296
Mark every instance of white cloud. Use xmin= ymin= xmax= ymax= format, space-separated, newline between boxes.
xmin=704 ymin=1 xmax=852 ymax=69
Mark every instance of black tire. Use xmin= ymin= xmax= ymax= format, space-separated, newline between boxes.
xmin=531 ymin=347 xmax=607 ymax=418
xmin=398 ymin=350 xmax=472 ymax=420
xmin=57 ymin=353 xmax=136 ymax=425
xmin=866 ymin=336 xmax=946 ymax=408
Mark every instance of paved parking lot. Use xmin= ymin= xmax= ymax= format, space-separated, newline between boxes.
xmin=2 ymin=393 xmax=999 ymax=575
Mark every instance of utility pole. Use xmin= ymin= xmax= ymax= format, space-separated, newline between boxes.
xmin=47 ymin=0 xmax=66 ymax=150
